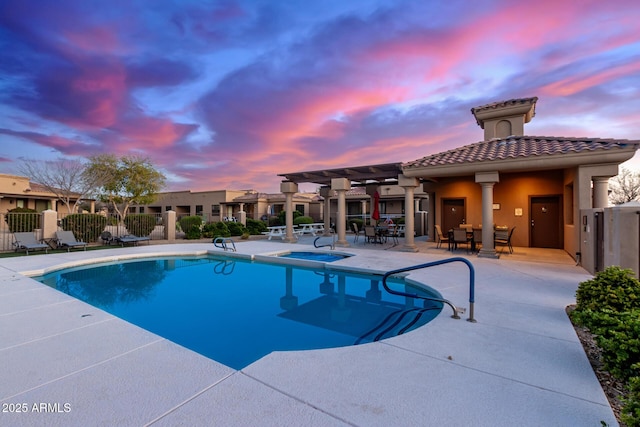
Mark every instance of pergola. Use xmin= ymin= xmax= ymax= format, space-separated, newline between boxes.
xmin=278 ymin=162 xmax=421 ymax=251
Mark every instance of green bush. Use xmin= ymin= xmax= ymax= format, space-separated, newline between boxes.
xmin=179 ymin=216 xmax=203 ymax=235
xmin=575 ymin=266 xmax=640 ymax=313
xmin=226 ymin=221 xmax=247 ymax=236
xmin=60 ymin=214 xmax=107 ymax=243
xmin=269 ymin=216 xmax=282 ymax=226
xmin=277 ymin=210 xmax=302 ymax=225
xmin=571 ymin=266 xmax=640 ymax=425
xmin=184 ymin=225 xmax=202 ymax=239
xmin=202 ymin=222 xmax=230 ymax=238
xmin=124 ymin=214 xmax=156 ymax=237
xmin=294 ymin=216 xmax=313 ymax=225
xmin=576 ymin=309 xmax=640 ymax=381
xmin=246 ymin=218 xmax=267 ymax=235
xmin=623 ymin=376 xmax=640 ymax=427
xmin=5 ymin=207 xmax=40 ymax=232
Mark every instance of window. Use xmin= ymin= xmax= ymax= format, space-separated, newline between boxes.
xmin=196 ymin=205 xmax=203 ymax=216
xmin=139 ymin=207 xmax=145 ymax=213
xmin=165 ymin=206 xmax=172 ymax=212
xmin=295 ymin=204 xmax=305 ymax=215
xmin=212 ymin=204 xmax=220 ymax=216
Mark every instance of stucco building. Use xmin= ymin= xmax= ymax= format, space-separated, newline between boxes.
xmin=280 ymin=97 xmax=640 ymax=260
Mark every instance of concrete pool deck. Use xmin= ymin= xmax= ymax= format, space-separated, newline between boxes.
xmin=0 ymin=239 xmax=617 ymax=426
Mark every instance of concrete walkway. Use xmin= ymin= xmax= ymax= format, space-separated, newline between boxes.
xmin=0 ymin=238 xmax=617 ymax=426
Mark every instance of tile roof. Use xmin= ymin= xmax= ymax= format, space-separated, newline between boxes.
xmin=470 ymin=97 xmax=538 ymax=115
xmin=402 ymin=136 xmax=640 ymax=169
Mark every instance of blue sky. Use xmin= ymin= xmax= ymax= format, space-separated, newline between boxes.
xmin=1 ymin=0 xmax=639 ymax=192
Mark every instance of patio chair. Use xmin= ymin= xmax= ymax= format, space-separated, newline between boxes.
xmin=13 ymin=232 xmax=49 ymax=255
xmin=351 ymin=222 xmax=360 ymax=243
xmin=434 ymin=225 xmax=450 ymax=249
xmin=388 ymin=225 xmax=399 ymax=245
xmin=495 ymin=226 xmax=515 ymax=254
xmin=472 ymin=228 xmax=483 ymax=252
xmin=56 ymin=230 xmax=87 ymax=252
xmin=452 ymin=228 xmax=470 ymax=253
xmin=100 ymin=231 xmax=115 ymax=245
xmin=364 ymin=225 xmax=379 ymax=244
xmin=115 ymin=234 xmax=150 ymax=246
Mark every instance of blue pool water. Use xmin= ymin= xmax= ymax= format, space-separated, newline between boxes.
xmin=37 ymin=256 xmax=442 ymax=369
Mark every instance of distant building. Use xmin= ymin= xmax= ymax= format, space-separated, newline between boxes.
xmin=0 ymin=173 xmax=83 ymax=213
xmin=131 ymin=189 xmax=324 ymax=222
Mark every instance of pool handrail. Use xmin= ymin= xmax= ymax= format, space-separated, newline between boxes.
xmin=213 ymin=237 xmax=236 ymax=252
xmin=313 ymin=235 xmax=335 ymax=250
xmin=381 ymin=256 xmax=476 ymax=322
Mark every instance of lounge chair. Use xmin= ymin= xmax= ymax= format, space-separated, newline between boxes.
xmin=115 ymin=234 xmax=150 ymax=246
xmin=56 ymin=230 xmax=87 ymax=252
xmin=13 ymin=232 xmax=49 ymax=255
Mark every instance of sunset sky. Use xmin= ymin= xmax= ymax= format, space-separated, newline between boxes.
xmin=1 ymin=0 xmax=639 ymax=192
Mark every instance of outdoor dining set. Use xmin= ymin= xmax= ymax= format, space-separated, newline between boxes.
xmin=436 ymin=224 xmax=515 ymax=254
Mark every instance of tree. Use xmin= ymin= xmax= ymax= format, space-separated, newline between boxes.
xmin=18 ymin=158 xmax=106 ymax=214
xmin=609 ymin=167 xmax=640 ymax=205
xmin=85 ymin=154 xmax=166 ymax=222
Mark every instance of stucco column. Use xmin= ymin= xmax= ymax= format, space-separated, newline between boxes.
xmin=332 ymin=178 xmax=350 ymax=247
xmin=237 ymin=202 xmax=246 ymax=225
xmin=398 ymin=174 xmax=419 ymax=252
xmin=163 ymin=210 xmax=176 ymax=241
xmin=280 ymin=181 xmax=298 ymax=243
xmin=41 ymin=209 xmax=58 ymax=241
xmin=476 ymin=172 xmax=500 ymax=258
xmin=319 ymin=186 xmax=333 ymax=236
xmin=592 ymin=177 xmax=610 ymax=208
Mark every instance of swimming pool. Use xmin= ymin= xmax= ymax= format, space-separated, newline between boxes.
xmin=36 ymin=256 xmax=443 ymax=369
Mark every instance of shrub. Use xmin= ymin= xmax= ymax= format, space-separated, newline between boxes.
xmin=226 ymin=221 xmax=247 ymax=236
xmin=60 ymin=214 xmax=107 ymax=243
xmin=269 ymin=216 xmax=282 ymax=227
xmin=623 ymin=376 xmax=640 ymax=427
xmin=294 ymin=216 xmax=313 ymax=225
xmin=202 ymin=222 xmax=230 ymax=238
xmin=277 ymin=210 xmax=301 ymax=225
xmin=575 ymin=266 xmax=640 ymax=313
xmin=589 ymin=309 xmax=640 ymax=381
xmin=246 ymin=218 xmax=267 ymax=235
xmin=179 ymin=216 xmax=203 ymax=235
xmin=5 ymin=207 xmax=40 ymax=232
xmin=123 ymin=214 xmax=156 ymax=237
xmin=184 ymin=225 xmax=202 ymax=239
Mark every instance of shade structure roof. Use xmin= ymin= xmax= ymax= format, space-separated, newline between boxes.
xmin=279 ymin=163 xmax=403 ymax=186
xmin=402 ymin=135 xmax=640 ymax=178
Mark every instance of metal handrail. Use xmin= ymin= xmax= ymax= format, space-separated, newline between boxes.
xmin=213 ymin=237 xmax=236 ymax=252
xmin=313 ymin=234 xmax=335 ymax=250
xmin=381 ymin=257 xmax=476 ymax=322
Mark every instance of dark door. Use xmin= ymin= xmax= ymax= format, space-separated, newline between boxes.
xmin=530 ymin=196 xmax=562 ymax=248
xmin=442 ymin=198 xmax=465 ymax=232
xmin=594 ymin=211 xmax=604 ymax=272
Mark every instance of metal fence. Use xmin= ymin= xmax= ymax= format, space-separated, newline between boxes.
xmin=0 ymin=211 xmax=165 ymax=253
xmin=0 ymin=212 xmax=41 ymax=252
